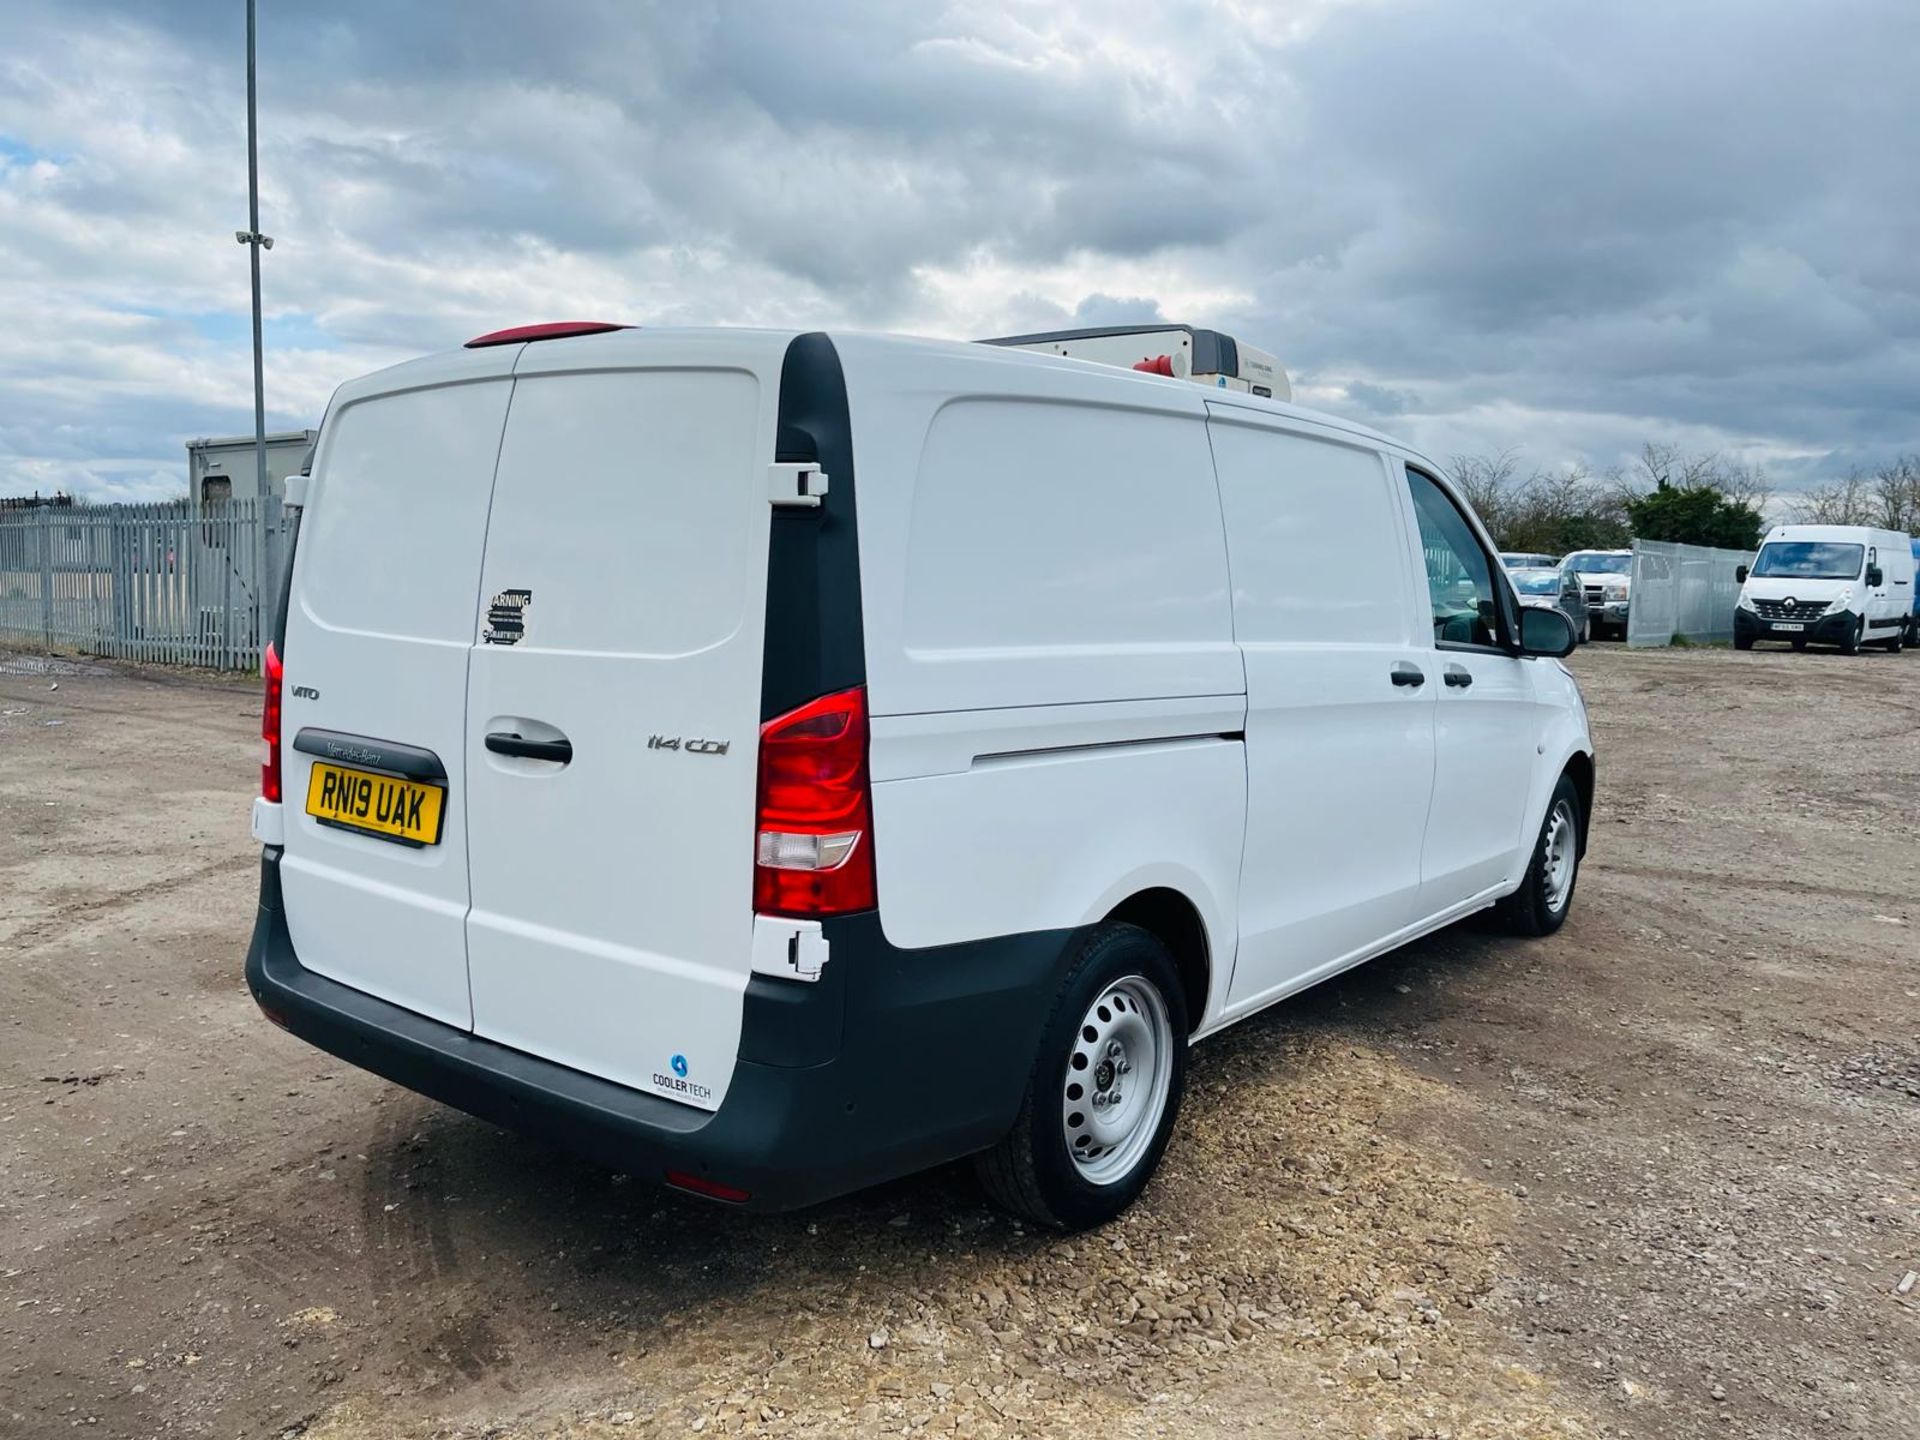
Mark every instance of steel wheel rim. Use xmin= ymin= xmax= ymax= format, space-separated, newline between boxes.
xmin=1062 ymin=975 xmax=1173 ymax=1186
xmin=1542 ymin=798 xmax=1577 ymax=912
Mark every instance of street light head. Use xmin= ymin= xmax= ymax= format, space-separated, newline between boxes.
xmin=235 ymin=230 xmax=249 ymax=244
xmin=261 ymin=236 xmax=274 ymax=251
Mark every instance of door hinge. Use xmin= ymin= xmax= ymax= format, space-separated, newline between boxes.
xmin=751 ymin=915 xmax=830 ymax=983
xmin=769 ymin=461 xmax=829 ymax=509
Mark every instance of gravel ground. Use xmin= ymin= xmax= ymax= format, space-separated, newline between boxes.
xmin=1 ymin=643 xmax=1915 ymax=1439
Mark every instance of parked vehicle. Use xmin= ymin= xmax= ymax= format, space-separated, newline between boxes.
xmin=244 ymin=322 xmax=1595 ymax=1230
xmin=1510 ymin=567 xmax=1590 ymax=644
xmin=1734 ymin=524 xmax=1916 ymax=653
xmin=1911 ymin=537 xmax=1920 ymax=644
xmin=1500 ymin=552 xmax=1561 ymax=571
xmin=1562 ymin=550 xmax=1634 ymax=639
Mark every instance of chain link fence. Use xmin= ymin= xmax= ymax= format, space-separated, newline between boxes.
xmin=1626 ymin=539 xmax=1755 ymax=648
xmin=0 ymin=498 xmax=289 ymax=671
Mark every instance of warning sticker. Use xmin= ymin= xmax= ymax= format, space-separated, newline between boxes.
xmin=483 ymin=588 xmax=532 ymax=645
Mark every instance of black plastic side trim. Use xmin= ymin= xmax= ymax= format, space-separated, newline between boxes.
xmin=292 ymin=728 xmax=448 ymax=781
xmin=762 ymin=333 xmax=866 ymax=723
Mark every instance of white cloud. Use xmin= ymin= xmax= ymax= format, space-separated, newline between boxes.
xmin=0 ymin=0 xmax=1915 ymax=501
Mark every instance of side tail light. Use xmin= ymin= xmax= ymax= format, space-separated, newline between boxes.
xmin=261 ymin=641 xmax=283 ymax=802
xmin=753 ymin=686 xmax=876 ymax=917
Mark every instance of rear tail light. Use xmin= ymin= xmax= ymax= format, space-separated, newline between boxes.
xmin=260 ymin=642 xmax=283 ymax=803
xmin=753 ymin=685 xmax=876 ymax=917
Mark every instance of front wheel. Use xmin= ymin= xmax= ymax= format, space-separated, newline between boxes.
xmin=1734 ymin=634 xmax=1754 ymax=651
xmin=1494 ymin=773 xmax=1582 ymax=937
xmin=1840 ymin=616 xmax=1863 ymax=655
xmin=974 ymin=924 xmax=1187 ymax=1230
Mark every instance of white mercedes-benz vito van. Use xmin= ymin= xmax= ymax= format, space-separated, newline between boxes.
xmin=246 ymin=322 xmax=1594 ymax=1229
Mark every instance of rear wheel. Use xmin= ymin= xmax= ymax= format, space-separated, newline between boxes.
xmin=1494 ymin=773 xmax=1582 ymax=937
xmin=975 ymin=923 xmax=1187 ymax=1230
xmin=1884 ymin=627 xmax=1904 ymax=654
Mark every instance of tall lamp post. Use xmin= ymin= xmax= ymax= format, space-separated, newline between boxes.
xmin=234 ymin=0 xmax=273 ymax=656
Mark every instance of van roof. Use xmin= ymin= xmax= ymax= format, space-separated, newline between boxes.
xmin=343 ymin=325 xmax=1429 ymax=475
xmin=1763 ymin=523 xmax=1900 ymax=542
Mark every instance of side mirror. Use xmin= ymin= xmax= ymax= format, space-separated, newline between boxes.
xmin=1735 ymin=564 xmax=1749 ymax=584
xmin=1866 ymin=565 xmax=1883 ymax=587
xmin=1518 ymin=604 xmax=1577 ymax=658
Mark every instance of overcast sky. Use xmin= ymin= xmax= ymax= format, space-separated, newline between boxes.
xmin=2 ymin=0 xmax=1916 ymax=503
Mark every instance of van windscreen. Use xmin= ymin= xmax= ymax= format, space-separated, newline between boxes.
xmin=1751 ymin=542 xmax=1863 ymax=580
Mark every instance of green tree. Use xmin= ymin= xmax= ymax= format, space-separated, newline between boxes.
xmin=1624 ymin=480 xmax=1763 ymax=549
xmin=1448 ymin=452 xmax=1631 ymax=553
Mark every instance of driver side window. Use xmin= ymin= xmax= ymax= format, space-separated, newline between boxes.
xmin=1406 ymin=467 xmax=1506 ymax=649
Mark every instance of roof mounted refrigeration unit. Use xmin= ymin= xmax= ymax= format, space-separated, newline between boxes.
xmin=980 ymin=324 xmax=1290 ymax=401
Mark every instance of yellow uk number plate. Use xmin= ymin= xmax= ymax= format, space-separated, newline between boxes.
xmin=305 ymin=762 xmax=446 ymax=847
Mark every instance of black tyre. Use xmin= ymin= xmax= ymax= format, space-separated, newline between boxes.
xmin=1734 ymin=635 xmax=1754 ymax=651
xmin=1493 ymin=772 xmax=1582 ymax=937
xmin=1840 ymin=616 xmax=1863 ymax=655
xmin=1791 ymin=637 xmax=1808 ymax=651
xmin=975 ymin=923 xmax=1187 ymax=1230
xmin=1885 ymin=628 xmax=1904 ymax=654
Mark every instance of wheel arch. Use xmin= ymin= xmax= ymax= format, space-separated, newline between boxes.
xmin=1561 ymin=749 xmax=1595 ymax=856
xmin=1103 ymin=887 xmax=1212 ymax=1035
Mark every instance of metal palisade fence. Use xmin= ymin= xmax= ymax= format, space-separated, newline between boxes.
xmin=0 ymin=498 xmax=289 ymax=671
xmin=1626 ymin=539 xmax=1755 ymax=648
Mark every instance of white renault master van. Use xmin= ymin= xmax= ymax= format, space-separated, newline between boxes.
xmin=1734 ymin=524 xmax=1916 ymax=653
xmin=246 ymin=322 xmax=1594 ymax=1229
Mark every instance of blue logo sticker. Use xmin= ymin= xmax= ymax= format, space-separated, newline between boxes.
xmin=670 ymin=1053 xmax=689 ymax=1078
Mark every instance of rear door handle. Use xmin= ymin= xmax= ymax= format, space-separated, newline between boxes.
xmin=485 ymin=732 xmax=573 ymax=764
xmin=1390 ymin=663 xmax=1426 ymax=688
xmin=1443 ymin=666 xmax=1474 ymax=689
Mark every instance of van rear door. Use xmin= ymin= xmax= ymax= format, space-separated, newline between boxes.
xmin=462 ymin=332 xmax=786 ymax=1110
xmin=277 ymin=350 xmax=517 ymax=1029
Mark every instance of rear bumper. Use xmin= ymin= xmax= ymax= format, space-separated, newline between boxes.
xmin=1734 ymin=608 xmax=1856 ymax=646
xmin=245 ymin=850 xmax=1078 ymax=1211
